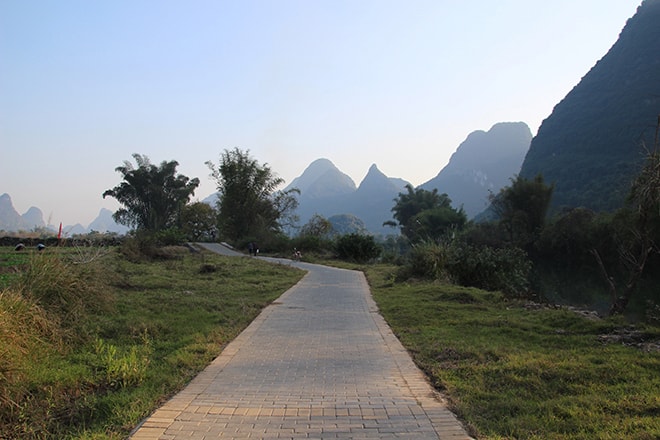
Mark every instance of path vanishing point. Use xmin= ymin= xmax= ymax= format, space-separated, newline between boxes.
xmin=129 ymin=242 xmax=474 ymax=439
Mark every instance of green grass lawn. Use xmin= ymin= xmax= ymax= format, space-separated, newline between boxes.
xmin=0 ymin=246 xmax=30 ymax=287
xmin=363 ymin=264 xmax=660 ymax=440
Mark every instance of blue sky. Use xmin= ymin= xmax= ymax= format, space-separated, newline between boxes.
xmin=0 ymin=1 xmax=641 ymax=227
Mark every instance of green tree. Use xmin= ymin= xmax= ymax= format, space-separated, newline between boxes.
xmin=490 ymin=174 xmax=554 ymax=247
xmin=103 ymin=154 xmax=199 ymax=231
xmin=334 ymin=233 xmax=381 ymax=263
xmin=410 ymin=206 xmax=467 ymax=242
xmin=291 ymin=214 xmax=334 ymax=254
xmin=180 ymin=202 xmax=217 ymax=241
xmin=387 ymin=184 xmax=466 ymax=242
xmin=300 ymin=214 xmax=333 ymax=238
xmin=206 ymin=148 xmax=299 ymax=242
xmin=536 ymin=207 xmax=600 ymax=272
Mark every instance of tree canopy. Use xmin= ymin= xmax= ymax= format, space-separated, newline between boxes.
xmin=103 ymin=154 xmax=199 ymax=231
xmin=387 ymin=184 xmax=466 ymax=242
xmin=490 ymin=174 xmax=554 ymax=246
xmin=206 ymin=148 xmax=299 ymax=242
xmin=180 ymin=202 xmax=217 ymax=241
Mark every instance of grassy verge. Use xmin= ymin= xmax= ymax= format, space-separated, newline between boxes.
xmin=0 ymin=247 xmax=29 ymax=288
xmin=0 ymin=246 xmax=304 ymax=439
xmin=364 ymin=264 xmax=660 ymax=440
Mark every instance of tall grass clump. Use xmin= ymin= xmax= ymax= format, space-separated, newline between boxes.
xmin=93 ymin=335 xmax=152 ymax=390
xmin=0 ymin=288 xmax=64 ymax=438
xmin=14 ymin=252 xmax=112 ymax=338
xmin=0 ymin=249 xmax=116 ymax=438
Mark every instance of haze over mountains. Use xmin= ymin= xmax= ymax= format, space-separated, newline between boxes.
xmin=286 ymin=121 xmax=531 ymax=234
xmin=1 ymin=120 xmax=530 ymax=236
xmin=283 ymin=159 xmax=411 ymax=235
xmin=0 ymin=193 xmax=128 ymax=235
xmin=420 ymin=122 xmax=532 ymax=217
xmin=3 ymin=1 xmax=658 ymax=236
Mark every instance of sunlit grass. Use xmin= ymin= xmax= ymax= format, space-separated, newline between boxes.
xmin=365 ymin=264 xmax=660 ymax=440
xmin=4 ymin=247 xmax=658 ymax=439
xmin=0 ymin=246 xmax=304 ymax=439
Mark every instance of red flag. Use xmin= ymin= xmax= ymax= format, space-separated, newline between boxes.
xmin=57 ymin=222 xmax=62 ymax=240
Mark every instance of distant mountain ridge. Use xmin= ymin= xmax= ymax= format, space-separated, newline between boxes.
xmin=280 ymin=122 xmax=533 ymax=234
xmin=4 ymin=119 xmax=538 ymax=237
xmin=286 ymin=159 xmax=356 ymax=199
xmin=519 ymin=0 xmax=660 ymax=211
xmin=5 ymin=4 xmax=656 ymax=235
xmin=0 ymin=193 xmax=128 ymax=235
xmin=3 ymin=119 xmax=533 ymax=237
xmin=0 ymin=193 xmax=29 ymax=231
xmin=284 ymin=159 xmax=409 ymax=235
xmin=420 ymin=122 xmax=532 ymax=218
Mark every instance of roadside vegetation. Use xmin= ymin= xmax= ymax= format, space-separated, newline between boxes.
xmin=2 ymin=144 xmax=658 ymax=438
xmin=364 ymin=263 xmax=660 ymax=439
xmin=0 ymin=244 xmax=303 ymax=439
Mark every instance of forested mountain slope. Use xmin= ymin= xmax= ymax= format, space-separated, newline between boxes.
xmin=421 ymin=122 xmax=532 ymax=218
xmin=519 ymin=0 xmax=660 ymax=212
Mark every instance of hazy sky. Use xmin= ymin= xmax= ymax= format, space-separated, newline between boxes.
xmin=0 ymin=1 xmax=641 ymax=226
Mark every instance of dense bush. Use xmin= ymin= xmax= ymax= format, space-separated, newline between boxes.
xmin=154 ymin=227 xmax=186 ymax=246
xmin=447 ymin=243 xmax=532 ymax=297
xmin=119 ymin=229 xmax=189 ymax=261
xmin=396 ymin=241 xmax=449 ymax=281
xmin=334 ymin=233 xmax=381 ymax=263
xmin=395 ymin=240 xmax=532 ymax=297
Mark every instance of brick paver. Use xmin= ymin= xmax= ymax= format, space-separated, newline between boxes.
xmin=130 ymin=250 xmax=473 ymax=439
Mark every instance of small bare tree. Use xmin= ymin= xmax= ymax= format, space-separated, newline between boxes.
xmin=592 ymin=115 xmax=660 ymax=315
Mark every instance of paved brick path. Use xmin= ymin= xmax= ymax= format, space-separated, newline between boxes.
xmin=130 ymin=251 xmax=473 ymax=439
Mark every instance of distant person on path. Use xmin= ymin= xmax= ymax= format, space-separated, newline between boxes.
xmin=247 ymin=242 xmax=254 ymax=256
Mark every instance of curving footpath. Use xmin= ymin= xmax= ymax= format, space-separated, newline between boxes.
xmin=129 ymin=243 xmax=473 ymax=439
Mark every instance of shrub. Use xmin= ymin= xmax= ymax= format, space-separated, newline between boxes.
xmin=119 ymin=232 xmax=156 ymax=261
xmin=154 ymin=227 xmax=186 ymax=246
xmin=447 ymin=243 xmax=532 ymax=297
xmin=334 ymin=233 xmax=381 ymax=263
xmin=120 ymin=230 xmax=188 ymax=261
xmin=397 ymin=241 xmax=449 ymax=280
